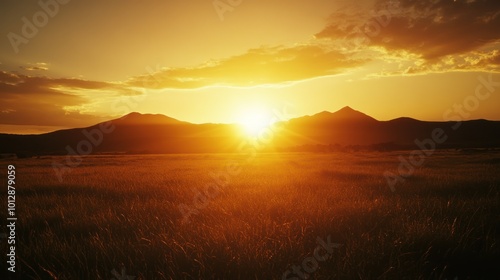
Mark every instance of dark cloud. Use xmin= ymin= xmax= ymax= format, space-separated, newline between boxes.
xmin=0 ymin=71 xmax=132 ymax=127
xmin=0 ymin=72 xmax=126 ymax=92
xmin=317 ymin=0 xmax=500 ymax=62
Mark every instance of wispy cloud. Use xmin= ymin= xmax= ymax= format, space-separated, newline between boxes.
xmin=20 ymin=62 xmax=49 ymax=71
xmin=127 ymin=44 xmax=365 ymax=89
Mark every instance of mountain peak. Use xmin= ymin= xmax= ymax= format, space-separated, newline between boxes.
xmin=338 ymin=106 xmax=355 ymax=112
xmin=115 ymin=112 xmax=186 ymax=125
xmin=331 ymin=106 xmax=377 ymax=122
xmin=309 ymin=107 xmax=376 ymax=122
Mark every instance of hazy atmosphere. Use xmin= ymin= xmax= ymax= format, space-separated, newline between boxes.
xmin=1 ymin=1 xmax=500 ymax=279
xmin=1 ymin=0 xmax=499 ymax=134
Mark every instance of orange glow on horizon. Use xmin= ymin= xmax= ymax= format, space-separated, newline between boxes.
xmin=237 ymin=106 xmax=276 ymax=138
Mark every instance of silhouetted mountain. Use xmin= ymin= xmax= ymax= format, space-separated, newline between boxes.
xmin=1 ymin=107 xmax=500 ymax=156
xmin=114 ymin=112 xmax=187 ymax=125
xmin=290 ymin=106 xmax=377 ymax=125
xmin=280 ymin=109 xmax=500 ymax=149
xmin=327 ymin=106 xmax=377 ymax=122
xmin=278 ymin=106 xmax=381 ymax=146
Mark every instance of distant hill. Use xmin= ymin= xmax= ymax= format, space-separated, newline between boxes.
xmin=1 ymin=107 xmax=500 ymax=156
xmin=113 ymin=112 xmax=187 ymax=125
xmin=279 ymin=107 xmax=500 ymax=149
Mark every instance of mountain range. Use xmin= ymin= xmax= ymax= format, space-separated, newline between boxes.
xmin=1 ymin=107 xmax=500 ymax=156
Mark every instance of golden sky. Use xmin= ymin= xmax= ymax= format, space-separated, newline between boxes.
xmin=1 ymin=0 xmax=499 ymax=134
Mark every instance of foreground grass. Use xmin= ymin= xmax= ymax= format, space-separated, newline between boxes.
xmin=1 ymin=151 xmax=500 ymax=279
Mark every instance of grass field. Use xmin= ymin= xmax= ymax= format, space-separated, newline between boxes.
xmin=2 ymin=151 xmax=500 ymax=279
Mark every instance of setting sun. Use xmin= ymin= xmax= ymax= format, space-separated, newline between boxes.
xmin=238 ymin=107 xmax=275 ymax=137
xmin=2 ymin=1 xmax=500 ymax=279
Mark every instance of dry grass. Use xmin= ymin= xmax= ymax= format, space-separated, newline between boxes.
xmin=1 ymin=151 xmax=500 ymax=279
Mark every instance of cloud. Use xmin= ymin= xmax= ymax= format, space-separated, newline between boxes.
xmin=316 ymin=0 xmax=500 ymax=74
xmin=367 ymin=48 xmax=500 ymax=77
xmin=20 ymin=62 xmax=49 ymax=71
xmin=0 ymin=41 xmax=367 ymax=130
xmin=4 ymin=0 xmax=500 ymax=130
xmin=127 ymin=44 xmax=365 ymax=89
xmin=0 ymin=71 xmax=136 ymax=127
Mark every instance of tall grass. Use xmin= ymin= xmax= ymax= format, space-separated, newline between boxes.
xmin=1 ymin=151 xmax=499 ymax=279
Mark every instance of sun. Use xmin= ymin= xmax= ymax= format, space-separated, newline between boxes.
xmin=237 ymin=107 xmax=275 ymax=137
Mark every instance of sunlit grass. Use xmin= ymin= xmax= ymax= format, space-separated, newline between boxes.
xmin=2 ymin=151 xmax=500 ymax=279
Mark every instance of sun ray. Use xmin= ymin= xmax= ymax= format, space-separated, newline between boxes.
xmin=237 ymin=106 xmax=275 ymax=138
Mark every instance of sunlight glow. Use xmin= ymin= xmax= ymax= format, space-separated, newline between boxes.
xmin=238 ymin=107 xmax=275 ymax=137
